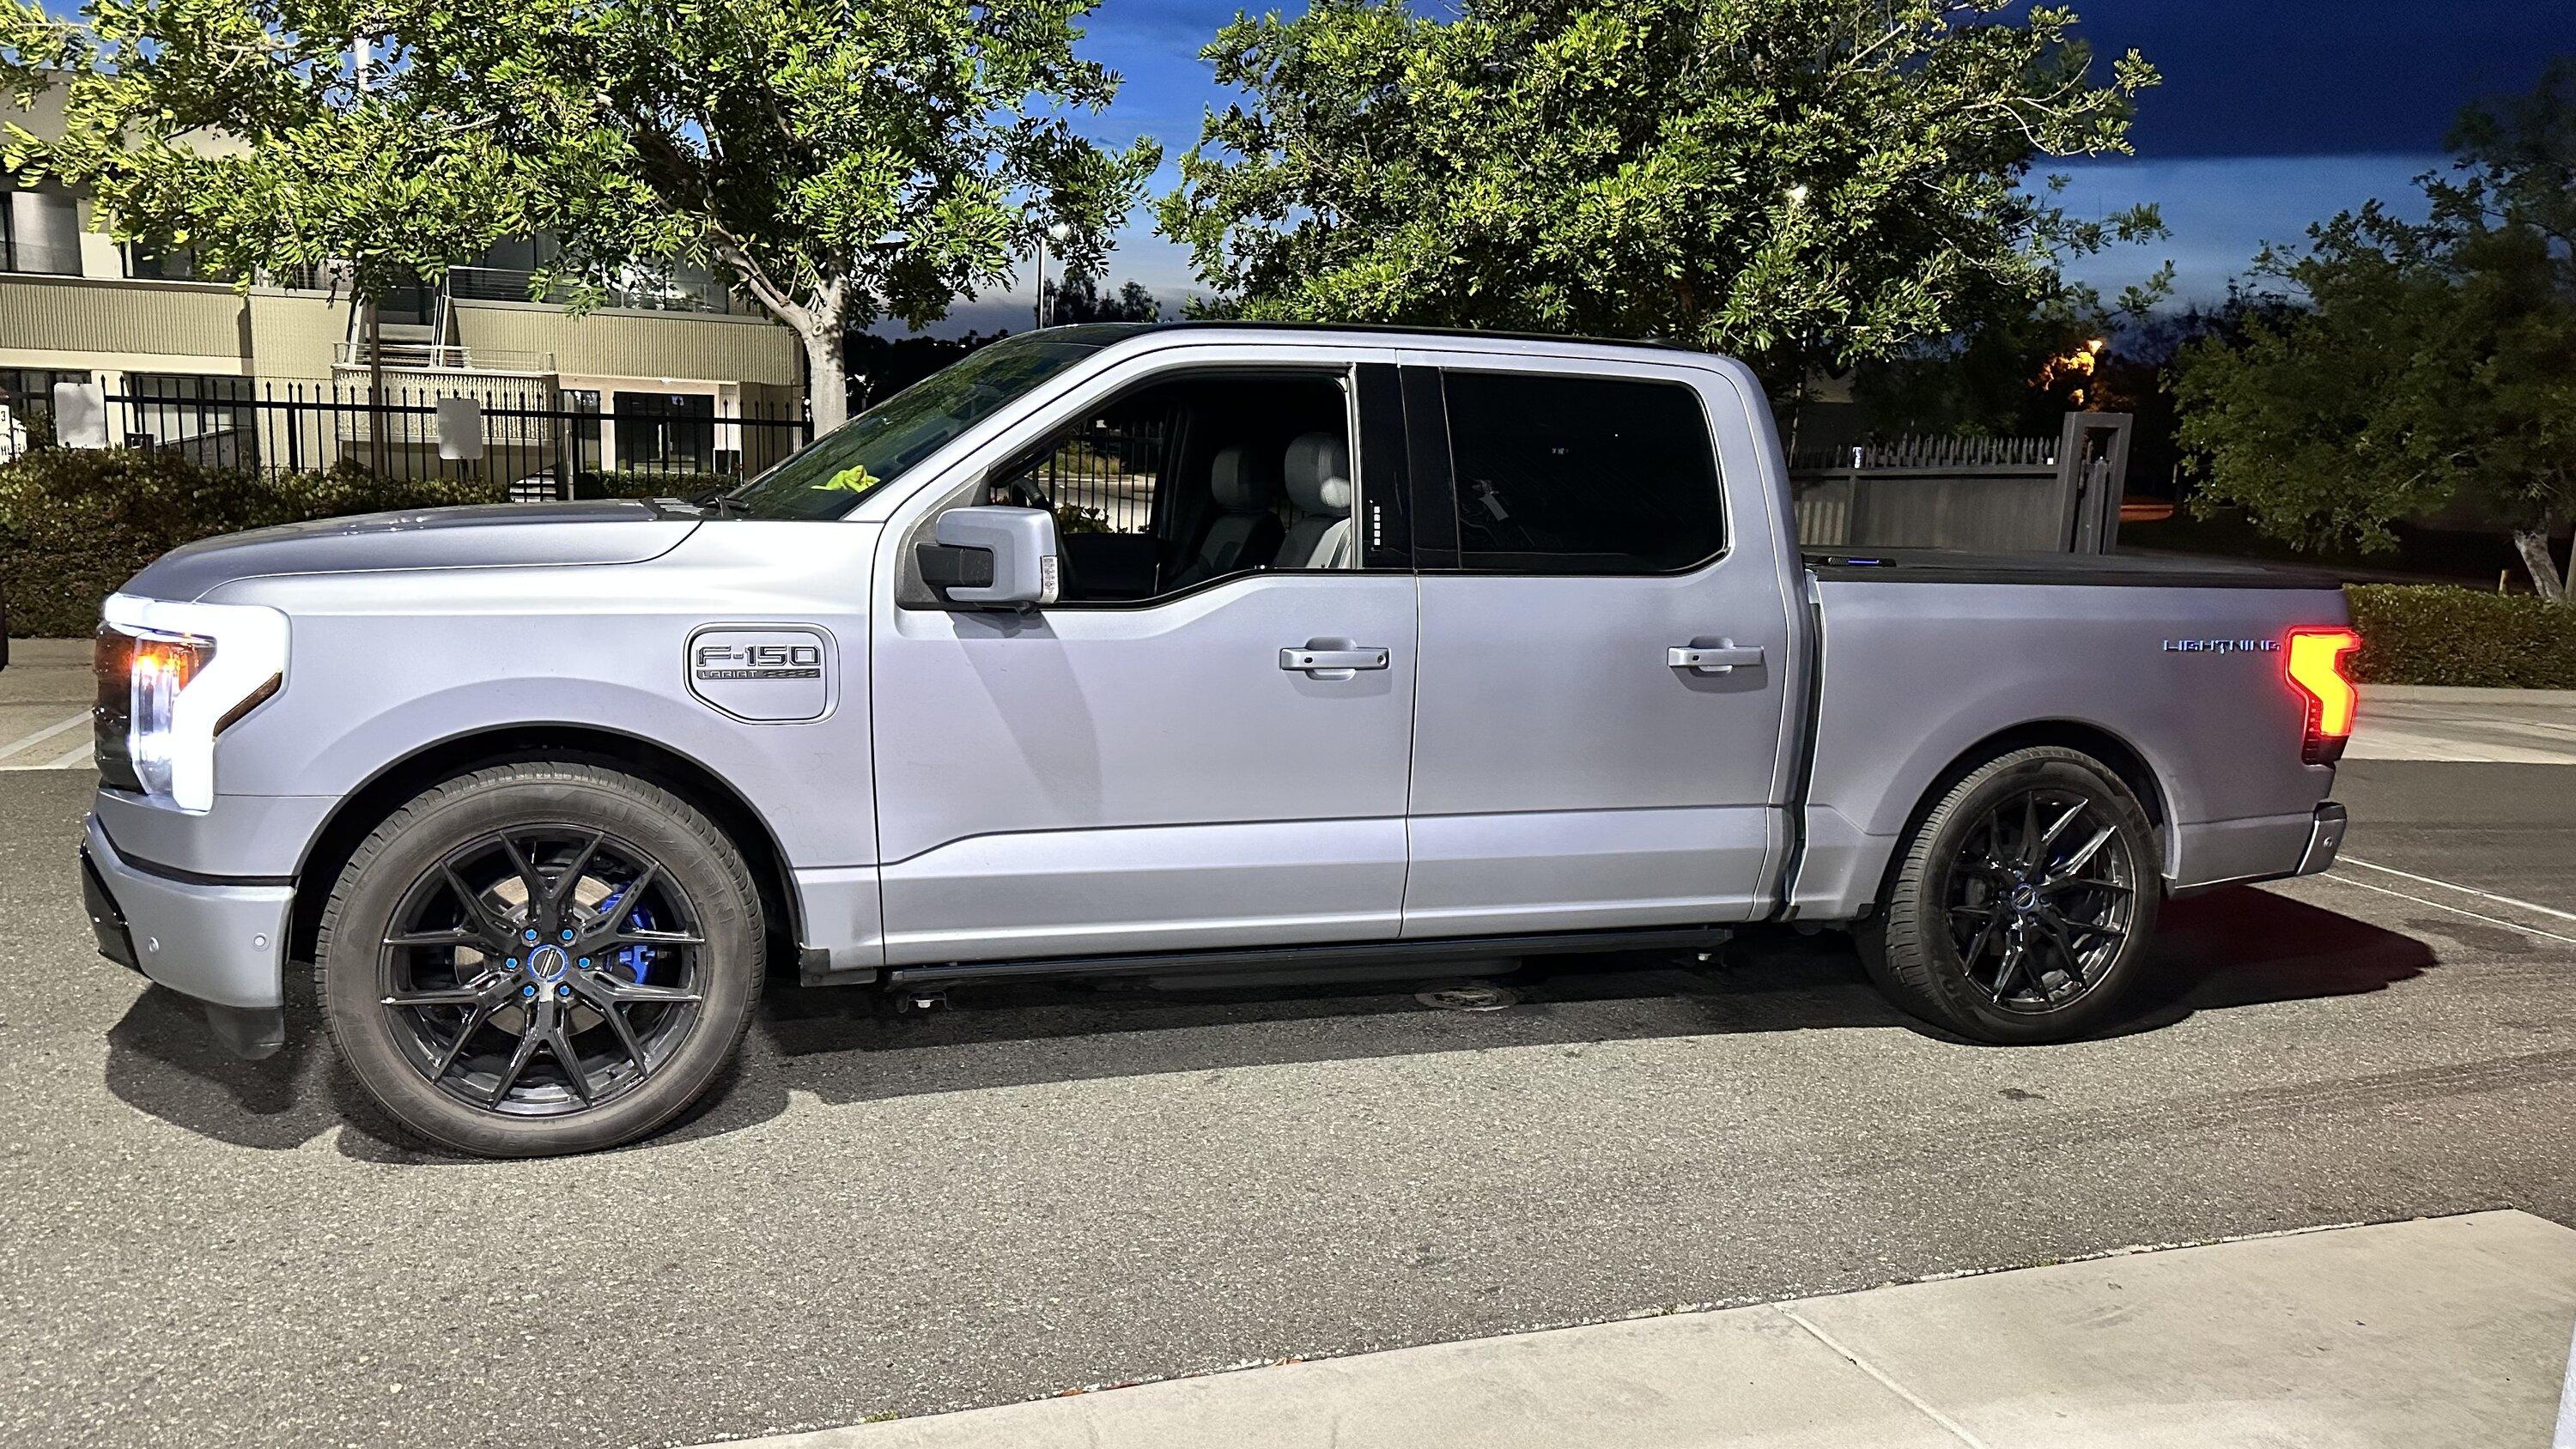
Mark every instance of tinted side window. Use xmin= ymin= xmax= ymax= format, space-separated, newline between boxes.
xmin=1441 ymin=371 xmax=1724 ymax=573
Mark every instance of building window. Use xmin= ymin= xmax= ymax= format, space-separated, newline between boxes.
xmin=563 ymin=389 xmax=604 ymax=475
xmin=2 ymin=184 xmax=82 ymax=276
xmin=612 ymin=391 xmax=715 ymax=475
xmin=122 ymin=373 xmax=260 ymax=470
xmin=125 ymin=241 xmax=213 ymax=281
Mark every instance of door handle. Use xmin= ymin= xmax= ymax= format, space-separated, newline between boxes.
xmin=1281 ymin=644 xmax=1390 ymax=680
xmin=1668 ymin=642 xmax=1765 ymax=675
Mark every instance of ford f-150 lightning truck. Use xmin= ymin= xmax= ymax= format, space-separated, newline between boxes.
xmin=76 ymin=323 xmax=2358 ymax=1155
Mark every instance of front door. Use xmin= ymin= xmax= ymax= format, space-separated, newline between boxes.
xmin=870 ymin=354 xmax=1419 ymax=965
xmin=1398 ymin=355 xmax=1800 ymax=936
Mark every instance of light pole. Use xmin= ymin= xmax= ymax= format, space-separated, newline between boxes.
xmin=1032 ymin=221 xmax=1073 ymax=329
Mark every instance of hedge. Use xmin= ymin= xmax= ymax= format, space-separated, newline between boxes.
xmin=1 ymin=448 xmax=504 ymax=637
xmin=2344 ymin=584 xmax=2576 ymax=689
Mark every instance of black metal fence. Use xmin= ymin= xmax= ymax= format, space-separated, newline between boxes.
xmin=1025 ymin=412 xmax=1169 ymax=533
xmin=97 ymin=379 xmax=811 ymax=500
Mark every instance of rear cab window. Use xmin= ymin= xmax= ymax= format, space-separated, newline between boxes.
xmin=1437 ymin=370 xmax=1725 ymax=573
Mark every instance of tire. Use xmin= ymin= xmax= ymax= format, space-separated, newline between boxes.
xmin=316 ymin=761 xmax=763 ymax=1156
xmin=1857 ymin=746 xmax=2160 ymax=1044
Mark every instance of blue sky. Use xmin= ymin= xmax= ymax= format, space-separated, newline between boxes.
xmin=951 ymin=0 xmax=2576 ymax=332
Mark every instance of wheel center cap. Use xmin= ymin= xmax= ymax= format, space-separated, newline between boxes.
xmin=527 ymin=943 xmax=571 ymax=983
xmin=2008 ymin=885 xmax=2039 ymax=912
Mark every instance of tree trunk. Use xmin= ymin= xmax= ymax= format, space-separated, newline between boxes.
xmin=2511 ymin=527 xmax=2570 ymax=606
xmin=702 ymin=234 xmax=848 ymax=439
xmin=801 ymin=324 xmax=848 ymax=435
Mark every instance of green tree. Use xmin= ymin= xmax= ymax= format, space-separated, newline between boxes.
xmin=1042 ymin=270 xmax=1162 ymax=323
xmin=1157 ymin=0 xmax=2160 ymax=406
xmin=2172 ymin=63 xmax=2576 ymax=605
xmin=2 ymin=0 xmax=1158 ymax=431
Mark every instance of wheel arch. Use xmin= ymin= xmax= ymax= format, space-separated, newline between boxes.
xmin=287 ymin=724 xmax=805 ymax=972
xmin=1873 ymin=719 xmax=2175 ymax=904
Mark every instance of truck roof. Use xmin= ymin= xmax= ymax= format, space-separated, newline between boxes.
xmin=1059 ymin=320 xmax=1700 ymax=356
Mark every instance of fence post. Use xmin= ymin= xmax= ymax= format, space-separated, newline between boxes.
xmin=2052 ymin=412 xmax=2133 ymax=554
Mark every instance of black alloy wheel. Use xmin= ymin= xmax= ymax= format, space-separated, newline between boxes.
xmin=1858 ymin=745 xmax=2160 ymax=1044
xmin=319 ymin=761 xmax=762 ymax=1156
xmin=378 ymin=826 xmax=706 ymax=1115
xmin=1938 ymin=785 xmax=2139 ymax=1014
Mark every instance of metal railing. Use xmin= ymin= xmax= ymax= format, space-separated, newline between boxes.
xmin=332 ymin=341 xmax=558 ymax=373
xmin=91 ymin=379 xmax=811 ymax=497
xmin=1029 ymin=415 xmax=1168 ymax=533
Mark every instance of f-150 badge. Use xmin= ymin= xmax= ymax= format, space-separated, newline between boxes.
xmin=686 ymin=625 xmax=835 ymax=722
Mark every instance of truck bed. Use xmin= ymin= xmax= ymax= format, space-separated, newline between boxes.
xmin=1789 ymin=549 xmax=2349 ymax=920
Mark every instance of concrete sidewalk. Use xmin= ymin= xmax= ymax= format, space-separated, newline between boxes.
xmin=2351 ymin=684 xmax=2576 ymax=764
xmin=713 ymin=1212 xmax=2576 ymax=1449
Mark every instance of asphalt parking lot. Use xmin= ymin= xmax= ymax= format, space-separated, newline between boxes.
xmin=4 ymin=687 xmax=2575 ymax=1446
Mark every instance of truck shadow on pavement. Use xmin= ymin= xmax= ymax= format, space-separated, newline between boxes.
xmin=98 ymin=886 xmax=2439 ymax=1161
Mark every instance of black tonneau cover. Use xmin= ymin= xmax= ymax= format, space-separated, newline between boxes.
xmin=1805 ymin=548 xmax=2343 ymax=591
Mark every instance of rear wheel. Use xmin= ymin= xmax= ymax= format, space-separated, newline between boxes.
xmin=1859 ymin=746 xmax=2158 ymax=1043
xmin=317 ymin=761 xmax=762 ymax=1156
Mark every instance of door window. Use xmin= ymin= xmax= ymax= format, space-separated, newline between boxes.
xmin=1439 ymin=370 xmax=1724 ymax=573
xmin=980 ymin=369 xmax=1373 ymax=603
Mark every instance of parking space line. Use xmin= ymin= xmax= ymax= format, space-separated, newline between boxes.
xmin=2341 ymin=856 xmax=2576 ymax=925
xmin=42 ymin=738 xmax=92 ymax=769
xmin=0 ymin=712 xmax=88 ymax=762
xmin=2322 ymin=872 xmax=2576 ymax=949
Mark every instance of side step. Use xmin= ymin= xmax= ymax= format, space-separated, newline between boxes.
xmin=883 ymin=925 xmax=1734 ymax=990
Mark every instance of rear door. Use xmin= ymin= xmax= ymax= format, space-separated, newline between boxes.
xmin=1397 ymin=351 xmax=1802 ymax=936
xmin=868 ymin=346 xmax=1422 ymax=965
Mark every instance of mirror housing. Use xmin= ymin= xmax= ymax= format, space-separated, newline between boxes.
xmin=920 ymin=506 xmax=1061 ymax=609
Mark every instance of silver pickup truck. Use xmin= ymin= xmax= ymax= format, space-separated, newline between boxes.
xmin=77 ymin=323 xmax=2358 ymax=1156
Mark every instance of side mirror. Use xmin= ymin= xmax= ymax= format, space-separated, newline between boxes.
xmin=918 ymin=506 xmax=1061 ymax=609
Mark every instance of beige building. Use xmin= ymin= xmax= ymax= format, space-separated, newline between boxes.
xmin=0 ymin=94 xmax=805 ymax=482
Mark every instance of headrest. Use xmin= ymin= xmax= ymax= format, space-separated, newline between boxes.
xmin=1209 ymin=446 xmax=1271 ymax=512
xmin=1284 ymin=433 xmax=1352 ymax=517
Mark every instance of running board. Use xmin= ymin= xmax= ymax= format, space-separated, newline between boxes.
xmin=882 ymin=925 xmax=1735 ymax=989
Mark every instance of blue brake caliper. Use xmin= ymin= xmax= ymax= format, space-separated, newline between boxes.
xmin=593 ymin=886 xmax=656 ymax=985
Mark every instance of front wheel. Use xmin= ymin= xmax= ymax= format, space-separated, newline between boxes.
xmin=316 ymin=761 xmax=763 ymax=1156
xmin=1859 ymin=746 xmax=2160 ymax=1044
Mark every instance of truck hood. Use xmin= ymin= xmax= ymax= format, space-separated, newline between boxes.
xmin=123 ymin=500 xmax=701 ymax=602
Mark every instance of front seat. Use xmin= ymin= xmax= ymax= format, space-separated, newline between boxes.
xmin=1279 ymin=433 xmax=1354 ymax=570
xmin=1170 ymin=446 xmax=1285 ymax=588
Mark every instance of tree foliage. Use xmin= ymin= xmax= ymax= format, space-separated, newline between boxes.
xmin=1 ymin=0 xmax=1158 ymax=428
xmin=2172 ymin=61 xmax=2576 ymax=604
xmin=1158 ymin=0 xmax=2160 ymax=399
xmin=1043 ymin=270 xmax=1161 ymax=323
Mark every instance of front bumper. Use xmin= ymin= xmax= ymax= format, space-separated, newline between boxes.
xmin=80 ymin=813 xmax=293 ymax=1011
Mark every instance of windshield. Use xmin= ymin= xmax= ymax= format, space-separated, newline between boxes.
xmin=720 ymin=326 xmax=1145 ymax=520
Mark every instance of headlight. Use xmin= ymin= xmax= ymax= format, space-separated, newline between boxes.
xmin=94 ymin=595 xmax=288 ymax=812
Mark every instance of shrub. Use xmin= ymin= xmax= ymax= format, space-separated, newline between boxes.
xmin=2345 ymin=584 xmax=2576 ymax=688
xmin=1 ymin=447 xmax=502 ymax=636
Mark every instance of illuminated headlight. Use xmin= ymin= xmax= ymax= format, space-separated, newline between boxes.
xmin=94 ymin=594 xmax=288 ymax=812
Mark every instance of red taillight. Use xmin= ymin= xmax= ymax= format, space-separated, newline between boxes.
xmin=2286 ymin=627 xmax=2360 ymax=765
